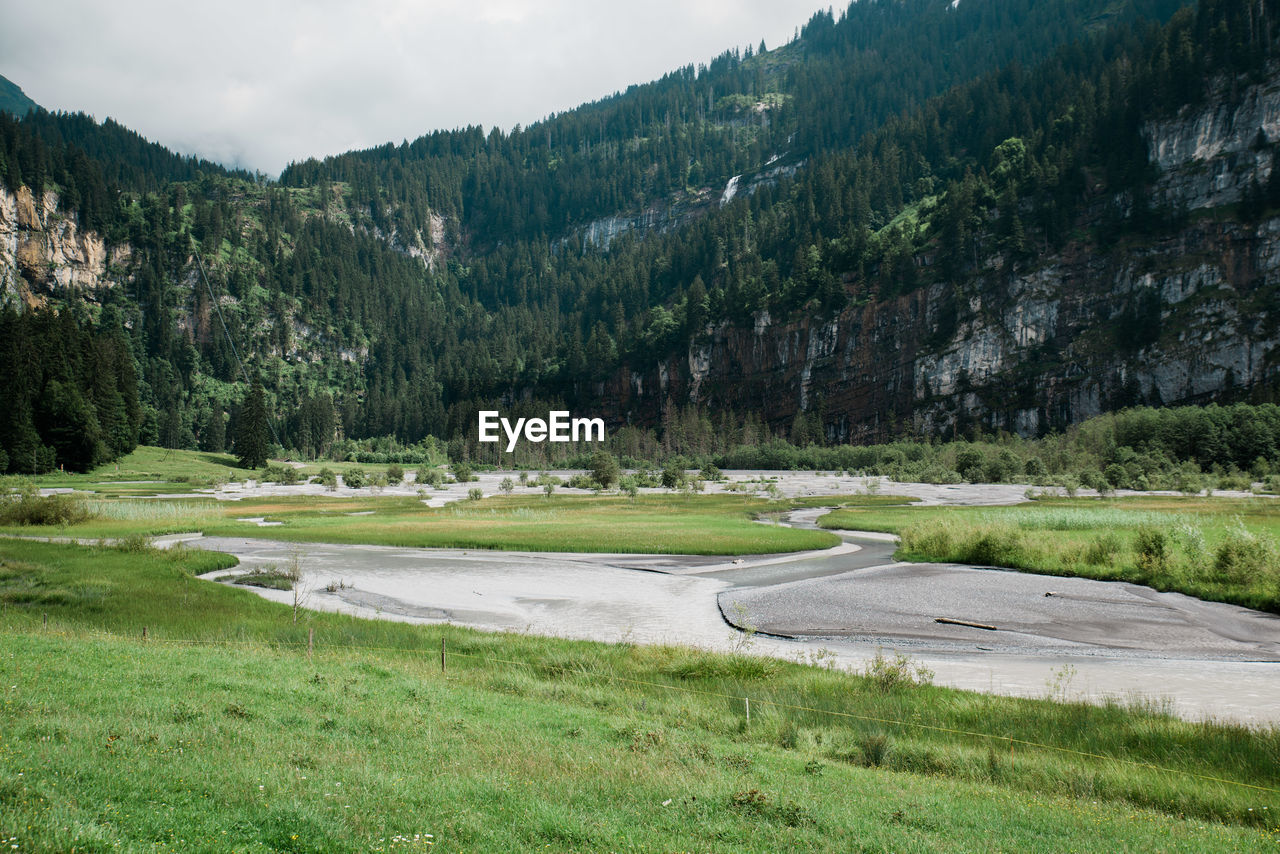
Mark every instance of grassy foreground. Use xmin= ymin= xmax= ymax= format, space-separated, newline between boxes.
xmin=0 ymin=539 xmax=1277 ymax=851
xmin=820 ymin=496 xmax=1280 ymax=613
xmin=0 ymin=493 xmax=840 ymax=555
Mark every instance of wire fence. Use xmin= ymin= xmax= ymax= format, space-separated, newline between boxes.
xmin=4 ymin=609 xmax=1278 ymax=799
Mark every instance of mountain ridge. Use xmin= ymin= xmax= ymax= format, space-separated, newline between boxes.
xmin=3 ymin=0 xmax=1280 ymax=472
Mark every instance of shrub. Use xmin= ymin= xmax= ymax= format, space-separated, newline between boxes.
xmin=567 ymin=474 xmax=597 ymax=490
xmin=955 ymin=447 xmax=984 ymax=482
xmin=1216 ymin=472 xmax=1252 ymax=492
xmin=862 ymin=649 xmax=934 ymax=692
xmin=259 ymin=464 xmax=300 ymax=485
xmin=386 ymin=464 xmax=404 ymax=485
xmin=452 ymin=462 xmax=474 ymax=482
xmin=1213 ymin=524 xmax=1276 ymax=583
xmin=1078 ymin=469 xmax=1105 ymax=492
xmin=699 ymin=463 xmax=723 ymax=482
xmin=1133 ymin=526 xmax=1169 ymax=574
xmin=499 ymin=476 xmax=515 ymax=494
xmin=590 ymin=450 xmax=620 ymax=489
xmin=467 ymin=487 xmax=484 ymax=501
xmin=316 ymin=467 xmax=338 ymax=489
xmin=420 ymin=468 xmax=445 ymax=489
xmin=959 ymin=525 xmax=1024 ymax=567
xmin=343 ymin=467 xmax=367 ymax=489
xmin=0 ymin=484 xmax=95 ymax=527
xmin=661 ymin=461 xmax=687 ymax=490
xmin=518 ymin=471 xmax=529 ymax=486
xmin=1104 ymin=463 xmax=1130 ymax=489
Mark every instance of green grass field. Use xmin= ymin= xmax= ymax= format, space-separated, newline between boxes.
xmin=0 ymin=493 xmax=840 ymax=555
xmin=0 ymin=539 xmax=1276 ymax=851
xmin=819 ymin=496 xmax=1280 ymax=612
xmin=19 ymin=446 xmax=250 ymax=495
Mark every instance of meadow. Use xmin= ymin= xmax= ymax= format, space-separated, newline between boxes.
xmin=0 ymin=538 xmax=1276 ymax=851
xmin=819 ymin=496 xmax=1280 ymax=612
xmin=0 ymin=492 xmax=840 ymax=556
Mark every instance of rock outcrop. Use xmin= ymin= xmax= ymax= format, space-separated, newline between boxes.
xmin=596 ymin=73 xmax=1280 ymax=441
xmin=0 ymin=185 xmax=128 ymax=307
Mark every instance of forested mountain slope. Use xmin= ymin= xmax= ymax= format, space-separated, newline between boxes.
xmin=2 ymin=0 xmax=1278 ymax=471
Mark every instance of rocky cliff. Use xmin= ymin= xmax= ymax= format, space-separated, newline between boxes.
xmin=599 ymin=74 xmax=1280 ymax=441
xmin=0 ymin=185 xmax=128 ymax=308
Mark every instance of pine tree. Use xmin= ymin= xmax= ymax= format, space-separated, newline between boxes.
xmin=236 ymin=377 xmax=269 ymax=469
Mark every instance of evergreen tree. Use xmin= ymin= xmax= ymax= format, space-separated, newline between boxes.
xmin=235 ymin=378 xmax=270 ymax=469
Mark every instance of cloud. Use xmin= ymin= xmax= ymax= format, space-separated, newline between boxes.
xmin=1 ymin=0 xmax=822 ymax=175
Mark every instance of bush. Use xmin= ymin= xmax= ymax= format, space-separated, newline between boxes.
xmin=343 ymin=467 xmax=367 ymax=489
xmin=661 ymin=461 xmax=687 ymax=490
xmin=316 ymin=467 xmax=338 ymax=489
xmin=960 ymin=526 xmax=1024 ymax=567
xmin=259 ymin=464 xmax=300 ymax=485
xmin=1078 ymin=469 xmax=1106 ymax=492
xmin=499 ymin=476 xmax=515 ymax=494
xmin=862 ymin=650 xmax=934 ymax=692
xmin=467 ymin=487 xmax=484 ymax=501
xmin=386 ymin=464 xmax=404 ymax=485
xmin=1104 ymin=463 xmax=1130 ymax=490
xmin=619 ymin=476 xmax=639 ymax=498
xmin=0 ymin=484 xmax=95 ymax=526
xmin=420 ymin=468 xmax=445 ymax=489
xmin=1213 ymin=524 xmax=1276 ymax=583
xmin=955 ymin=448 xmax=985 ymax=482
xmin=699 ymin=463 xmax=723 ymax=482
xmin=452 ymin=462 xmax=474 ymax=482
xmin=1133 ymin=526 xmax=1169 ymax=574
xmin=567 ymin=474 xmax=597 ymax=490
xmin=590 ymin=450 xmax=620 ymax=489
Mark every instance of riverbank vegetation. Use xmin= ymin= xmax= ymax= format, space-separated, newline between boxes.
xmin=821 ymin=497 xmax=1280 ymax=613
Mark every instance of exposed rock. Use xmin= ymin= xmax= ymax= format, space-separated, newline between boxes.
xmin=1147 ymin=66 xmax=1280 ymax=209
xmin=595 ymin=207 xmax=1280 ymax=443
xmin=0 ymin=185 xmax=126 ymax=306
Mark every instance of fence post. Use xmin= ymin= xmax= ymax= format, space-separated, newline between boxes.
xmin=308 ymin=627 xmax=314 ymax=663
xmin=745 ymin=697 xmax=750 ymax=725
xmin=141 ymin=626 xmax=147 ymax=640
xmin=441 ymin=636 xmax=446 ymax=674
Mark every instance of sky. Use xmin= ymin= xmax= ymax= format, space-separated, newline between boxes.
xmin=2 ymin=0 xmax=827 ymax=176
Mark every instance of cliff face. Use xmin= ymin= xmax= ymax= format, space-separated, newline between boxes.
xmin=600 ymin=74 xmax=1280 ymax=441
xmin=0 ymin=185 xmax=129 ymax=308
xmin=1147 ymin=68 xmax=1280 ymax=210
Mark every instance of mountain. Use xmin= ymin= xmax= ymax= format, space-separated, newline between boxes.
xmin=0 ymin=75 xmax=38 ymax=118
xmin=2 ymin=0 xmax=1279 ymax=472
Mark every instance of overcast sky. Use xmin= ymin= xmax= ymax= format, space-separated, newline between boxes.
xmin=2 ymin=0 xmax=826 ymax=176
